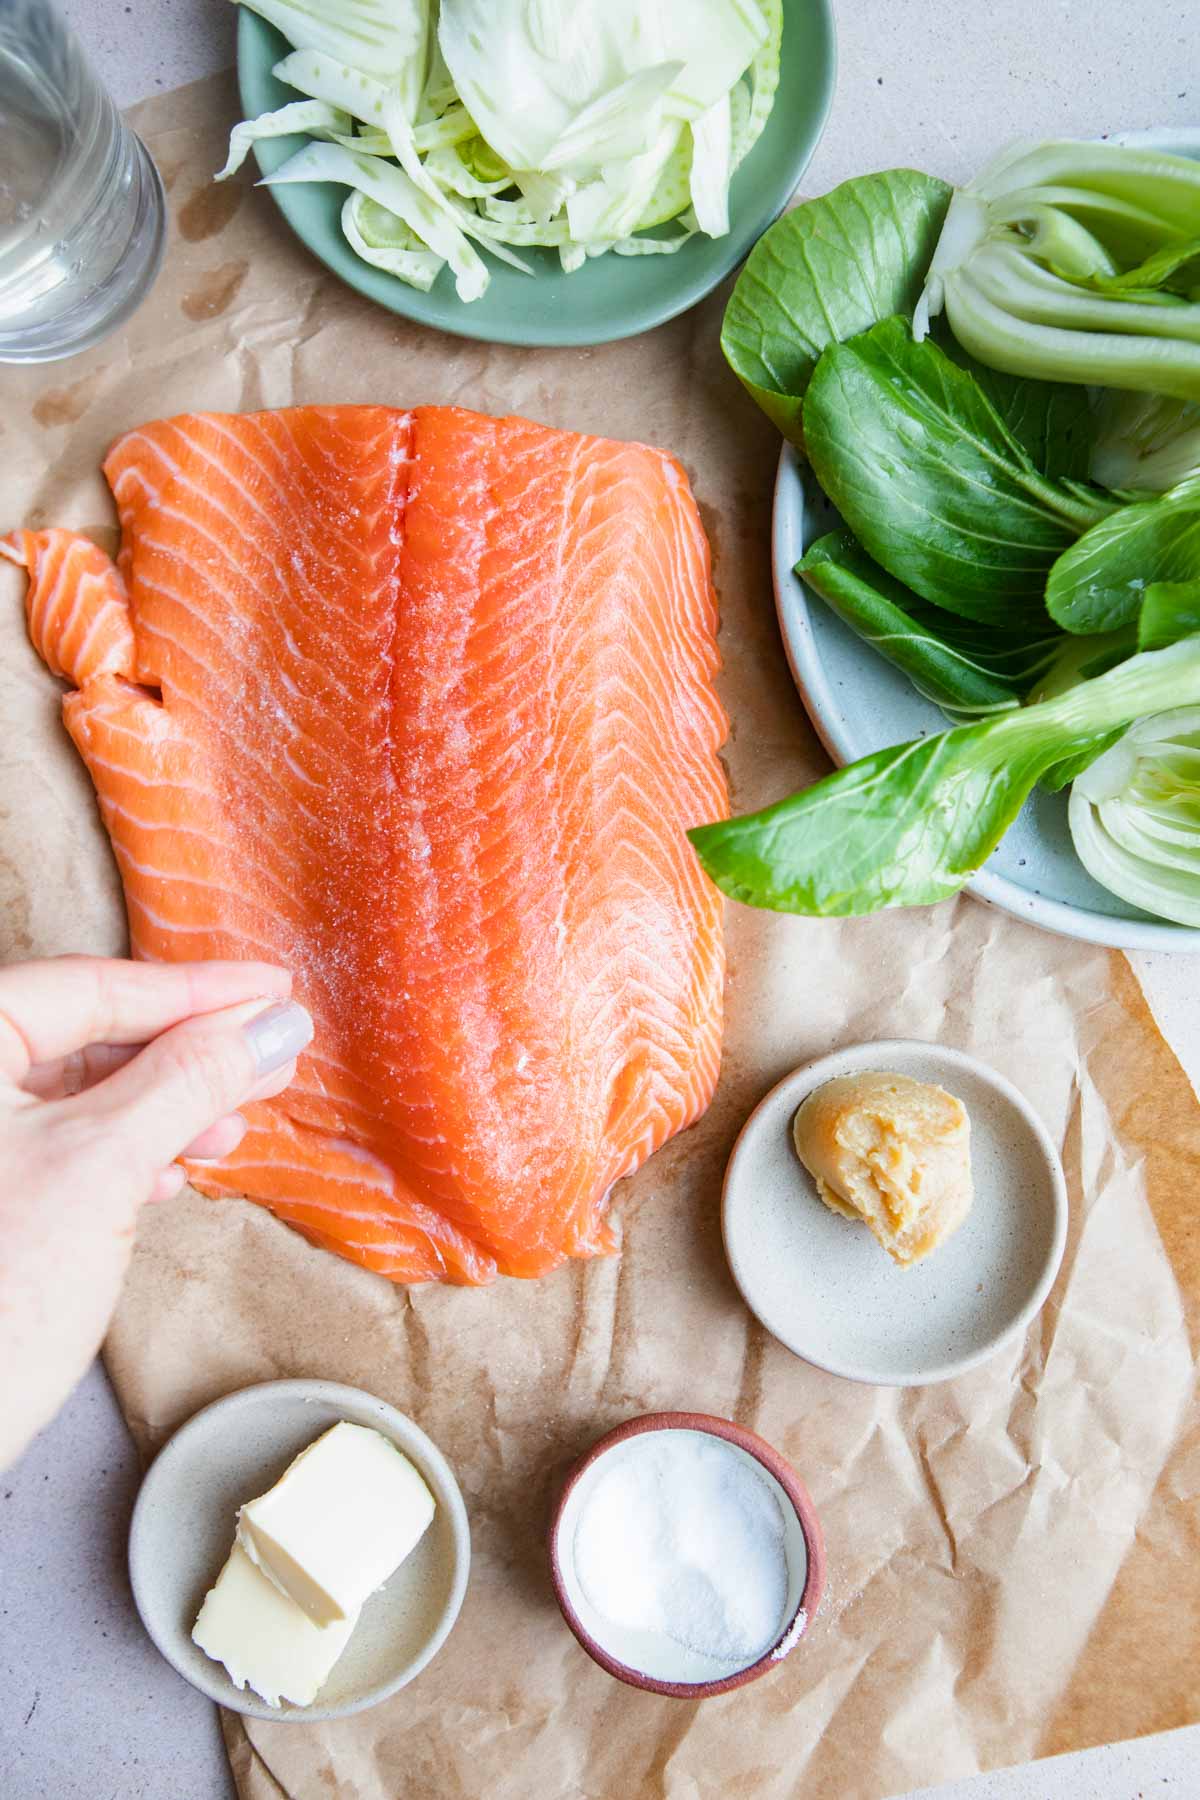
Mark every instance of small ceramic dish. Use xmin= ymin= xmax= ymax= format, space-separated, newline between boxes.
xmin=722 ymin=1041 xmax=1068 ymax=1386
xmin=548 ymin=1412 xmax=824 ymax=1698
xmin=128 ymin=1379 xmax=470 ymax=1721
xmin=237 ymin=0 xmax=836 ymax=348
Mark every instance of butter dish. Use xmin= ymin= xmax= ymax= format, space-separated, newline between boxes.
xmin=128 ymin=1380 xmax=470 ymax=1721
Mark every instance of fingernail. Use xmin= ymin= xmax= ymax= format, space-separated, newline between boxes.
xmin=242 ymin=1001 xmax=313 ymax=1075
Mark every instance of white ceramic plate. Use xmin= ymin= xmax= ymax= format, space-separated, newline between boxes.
xmin=771 ymin=124 xmax=1200 ymax=952
xmin=128 ymin=1380 xmax=470 ymax=1721
xmin=722 ymin=1041 xmax=1068 ymax=1386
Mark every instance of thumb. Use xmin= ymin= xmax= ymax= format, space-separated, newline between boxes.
xmin=74 ymin=998 xmax=313 ymax=1174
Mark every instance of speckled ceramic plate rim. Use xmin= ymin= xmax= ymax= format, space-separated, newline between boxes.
xmin=547 ymin=1411 xmax=826 ymax=1697
xmin=236 ymin=1 xmax=837 ymax=348
xmin=770 ymin=122 xmax=1200 ymax=954
xmin=127 ymin=1378 xmax=471 ymax=1722
xmin=721 ymin=1040 xmax=1069 ymax=1387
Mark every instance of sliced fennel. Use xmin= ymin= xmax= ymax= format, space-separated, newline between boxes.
xmin=341 ymin=191 xmax=443 ymax=289
xmin=227 ymin=0 xmax=781 ymax=300
xmin=215 ymin=99 xmax=351 ymax=180
xmin=733 ymin=0 xmax=782 ymax=165
xmin=436 ymin=0 xmax=767 ymax=171
xmin=690 ymin=94 xmax=733 ymax=239
xmin=535 ymin=63 xmax=685 ymax=172
xmin=271 ymin=48 xmax=391 ymax=124
xmin=236 ymin=0 xmax=430 ymax=101
xmin=1069 ymin=706 xmax=1200 ymax=925
xmin=262 ymin=140 xmax=489 ymax=299
xmin=915 ymin=139 xmax=1200 ymax=399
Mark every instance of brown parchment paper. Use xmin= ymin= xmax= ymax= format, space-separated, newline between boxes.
xmin=1 ymin=73 xmax=1198 ymax=1800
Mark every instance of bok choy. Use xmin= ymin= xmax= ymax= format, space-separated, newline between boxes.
xmin=801 ymin=317 xmax=1115 ymax=627
xmin=1069 ymin=704 xmax=1200 ymax=925
xmin=689 ymin=639 xmax=1200 ymax=916
xmin=914 ymin=139 xmax=1200 ymax=400
xmin=712 ymin=129 xmax=1200 ymax=928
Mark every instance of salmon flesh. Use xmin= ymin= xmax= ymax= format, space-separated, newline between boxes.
xmin=4 ymin=406 xmax=727 ymax=1284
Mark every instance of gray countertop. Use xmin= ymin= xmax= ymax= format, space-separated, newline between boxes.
xmin=3 ymin=2 xmax=1199 ymax=1796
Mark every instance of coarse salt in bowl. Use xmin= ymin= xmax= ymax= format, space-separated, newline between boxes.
xmin=548 ymin=1412 xmax=825 ymax=1698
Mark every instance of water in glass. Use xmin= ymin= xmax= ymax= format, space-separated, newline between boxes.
xmin=0 ymin=0 xmax=165 ymax=362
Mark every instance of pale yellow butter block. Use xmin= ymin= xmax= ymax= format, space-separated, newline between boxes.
xmin=793 ymin=1070 xmax=973 ymax=1268
xmin=237 ymin=1421 xmax=435 ymax=1626
xmin=192 ymin=1544 xmax=357 ymax=1709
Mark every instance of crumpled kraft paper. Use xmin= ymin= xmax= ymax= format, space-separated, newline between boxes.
xmin=0 ymin=72 xmax=1197 ymax=1800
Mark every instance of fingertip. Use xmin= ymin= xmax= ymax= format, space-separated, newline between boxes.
xmin=149 ymin=1165 xmax=188 ymax=1204
xmin=180 ymin=959 xmax=295 ymax=1012
xmin=182 ymin=1110 xmax=248 ymax=1163
xmin=252 ymin=961 xmax=294 ymax=999
xmin=78 ymin=995 xmax=304 ymax=1174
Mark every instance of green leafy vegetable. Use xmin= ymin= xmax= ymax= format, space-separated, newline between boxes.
xmin=942 ymin=344 xmax=1094 ymax=480
xmin=1090 ymin=391 xmax=1200 ymax=492
xmin=1137 ymin=580 xmax=1200 ymax=651
xmin=719 ymin=170 xmax=952 ymax=442
xmin=1046 ymin=477 xmax=1200 ymax=633
xmin=1069 ymin=705 xmax=1200 ymax=924
xmin=714 ymin=137 xmax=1200 ymax=928
xmin=1037 ymin=733 xmax=1127 ymax=794
xmin=796 ymin=531 xmax=1059 ymax=718
xmin=802 ymin=317 xmax=1115 ymax=626
xmin=1025 ymin=630 xmax=1140 ymax=790
xmin=1056 ymin=235 xmax=1200 ymax=304
xmin=914 ymin=139 xmax=1200 ymax=400
xmin=688 ymin=639 xmax=1200 ymax=916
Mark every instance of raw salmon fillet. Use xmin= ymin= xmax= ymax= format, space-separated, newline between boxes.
xmin=4 ymin=406 xmax=727 ymax=1284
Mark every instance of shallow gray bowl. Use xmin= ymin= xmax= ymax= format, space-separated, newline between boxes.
xmin=128 ymin=1379 xmax=470 ymax=1721
xmin=722 ymin=1041 xmax=1068 ymax=1386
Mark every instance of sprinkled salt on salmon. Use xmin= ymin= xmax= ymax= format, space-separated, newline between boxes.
xmin=6 ymin=404 xmax=727 ymax=1284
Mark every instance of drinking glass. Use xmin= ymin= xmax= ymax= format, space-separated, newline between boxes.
xmin=0 ymin=0 xmax=166 ymax=362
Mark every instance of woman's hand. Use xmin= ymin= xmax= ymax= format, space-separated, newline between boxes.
xmin=0 ymin=957 xmax=312 ymax=1468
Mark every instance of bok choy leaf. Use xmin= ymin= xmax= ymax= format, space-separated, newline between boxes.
xmin=720 ymin=170 xmax=953 ymax=442
xmin=1137 ymin=580 xmax=1200 ymax=652
xmin=1046 ymin=476 xmax=1200 ymax=633
xmin=796 ymin=531 xmax=1060 ymax=718
xmin=801 ymin=317 xmax=1116 ymax=627
xmin=688 ymin=638 xmax=1200 ymax=917
xmin=1089 ymin=391 xmax=1200 ymax=492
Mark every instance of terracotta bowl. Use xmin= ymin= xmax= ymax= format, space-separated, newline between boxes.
xmin=547 ymin=1412 xmax=825 ymax=1698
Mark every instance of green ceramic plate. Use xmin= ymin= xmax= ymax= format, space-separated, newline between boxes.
xmin=236 ymin=1 xmax=836 ymax=347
